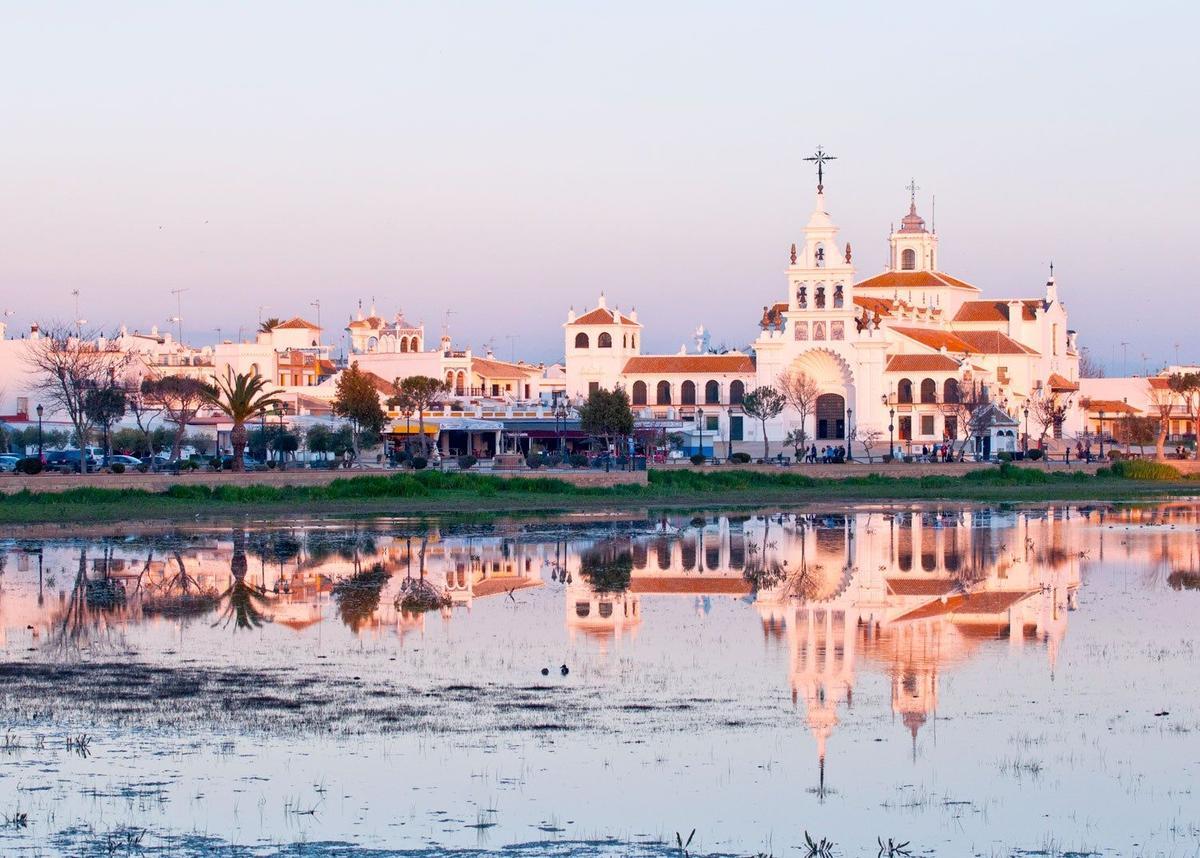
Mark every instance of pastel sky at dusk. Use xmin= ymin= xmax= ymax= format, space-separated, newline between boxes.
xmin=2 ymin=1 xmax=1197 ymax=371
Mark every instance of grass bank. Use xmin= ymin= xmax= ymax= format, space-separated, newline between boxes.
xmin=0 ymin=461 xmax=1196 ymax=525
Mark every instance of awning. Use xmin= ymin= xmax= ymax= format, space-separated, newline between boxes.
xmin=387 ymin=424 xmax=439 ymax=436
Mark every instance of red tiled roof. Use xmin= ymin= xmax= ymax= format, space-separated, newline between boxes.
xmin=1079 ymin=399 xmax=1140 ymax=414
xmin=1047 ymin=373 xmax=1079 ymax=392
xmin=885 ymin=354 xmax=962 ymax=373
xmin=346 ymin=316 xmax=386 ymax=329
xmin=572 ymin=307 xmax=639 ymax=326
xmin=628 ymin=576 xmax=751 ymax=595
xmin=891 ymin=327 xmax=1038 ymax=356
xmin=854 ymin=270 xmax=980 ymax=292
xmin=854 ymin=296 xmax=896 ymax=316
xmin=1148 ymin=376 xmax=1172 ymax=390
xmin=953 ymin=300 xmax=1043 ymax=323
xmin=275 ymin=316 xmax=321 ymax=330
xmin=622 ymin=354 xmax=755 ymax=374
xmin=894 ymin=590 xmax=1032 ymax=622
xmin=361 ymin=371 xmax=396 ymax=395
xmin=472 ymin=577 xmax=543 ymax=598
xmin=886 ymin=578 xmax=959 ymax=596
xmin=472 ymin=357 xmax=538 ymax=379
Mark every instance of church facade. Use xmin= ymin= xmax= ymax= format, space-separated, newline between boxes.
xmin=564 ymin=176 xmax=1080 ymax=457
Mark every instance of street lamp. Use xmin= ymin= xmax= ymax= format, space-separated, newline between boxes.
xmin=846 ymin=407 xmax=853 ymax=461
xmin=727 ymin=406 xmax=734 ymax=461
xmin=697 ymin=407 xmax=705 ymax=462
xmin=36 ymin=404 xmax=44 ymax=461
xmin=1023 ymin=403 xmax=1030 ymax=454
xmin=882 ymin=394 xmax=894 ymax=462
xmin=1098 ymin=410 xmax=1105 ymax=461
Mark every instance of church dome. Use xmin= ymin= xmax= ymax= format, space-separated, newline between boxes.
xmin=899 ymin=202 xmax=927 ymax=233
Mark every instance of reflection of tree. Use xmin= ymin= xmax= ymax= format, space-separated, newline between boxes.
xmin=50 ymin=548 xmax=130 ymax=652
xmin=743 ymin=516 xmax=821 ymax=601
xmin=333 ymin=562 xmax=391 ymax=631
xmin=215 ymin=530 xmax=272 ymax=630
xmin=580 ymin=541 xmax=633 ymax=593
xmin=1168 ymin=569 xmax=1200 ymax=591
xmin=142 ymin=549 xmax=219 ymax=617
xmin=396 ymin=533 xmax=450 ymax=613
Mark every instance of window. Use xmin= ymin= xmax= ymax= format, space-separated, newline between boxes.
xmin=833 ymin=284 xmax=844 ymax=308
xmin=705 ymin=414 xmax=719 ymax=431
xmin=815 ymin=286 xmax=826 ymax=309
xmin=491 ymin=384 xmax=500 ymax=396
xmin=632 ymin=380 xmax=647 ymax=405
xmin=944 ymin=378 xmax=960 ymax=403
xmin=729 ymin=415 xmax=744 ymax=441
xmin=815 ymin=243 xmax=826 ymax=268
xmin=598 ymin=331 xmax=613 ymax=348
xmin=622 ymin=334 xmax=627 ymax=348
xmin=680 ymin=380 xmax=696 ymax=405
xmin=729 ymin=380 xmax=745 ymax=404
xmin=704 ymin=380 xmax=720 ymax=404
xmin=920 ymin=415 xmax=935 ymax=436
xmin=574 ymin=332 xmax=589 ymax=348
xmin=367 ymin=336 xmax=378 ymax=352
xmin=1053 ymin=323 xmax=1059 ymax=356
xmin=656 ymin=380 xmax=671 ymax=405
xmin=400 ymin=337 xmax=408 ymax=353
xmin=631 ymin=334 xmax=637 ymax=349
xmin=797 ymin=285 xmax=807 ymax=308
xmin=897 ymin=378 xmax=914 ymax=403
xmin=588 ymin=381 xmax=600 ymax=396
xmin=901 ymin=248 xmax=916 ymax=270
xmin=898 ymin=416 xmax=912 ymax=440
xmin=944 ymin=415 xmax=958 ymax=439
xmin=456 ymin=371 xmax=465 ymax=395
xmin=411 ymin=337 xmax=419 ymax=351
xmin=920 ymin=378 xmax=937 ymax=403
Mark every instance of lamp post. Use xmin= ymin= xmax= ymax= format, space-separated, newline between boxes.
xmin=697 ymin=407 xmax=705 ymax=462
xmin=1023 ymin=403 xmax=1030 ymax=454
xmin=1098 ymin=410 xmax=1105 ymax=461
xmin=727 ymin=406 xmax=734 ymax=461
xmin=36 ymin=404 xmax=44 ymax=461
xmin=846 ymin=407 xmax=853 ymax=461
xmin=882 ymin=394 xmax=894 ymax=462
xmin=278 ymin=406 xmax=286 ymax=470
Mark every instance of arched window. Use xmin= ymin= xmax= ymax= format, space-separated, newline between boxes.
xmin=445 ymin=371 xmax=454 ymax=390
xmin=815 ymin=243 xmax=826 ymax=268
xmin=730 ymin=380 xmax=745 ymax=404
xmin=815 ymin=286 xmax=826 ymax=309
xmin=366 ymin=336 xmax=378 ymax=352
xmin=455 ymin=371 xmax=465 ymax=395
xmin=833 ymin=284 xmax=844 ymax=308
xmin=897 ymin=378 xmax=914 ymax=404
xmin=656 ymin=380 xmax=672 ymax=405
xmin=598 ymin=331 xmax=613 ymax=348
xmin=901 ymin=248 xmax=916 ymax=270
xmin=574 ymin=332 xmax=589 ymax=348
xmin=943 ymin=378 xmax=960 ymax=403
xmin=704 ymin=380 xmax=720 ymax=404
xmin=631 ymin=334 xmax=637 ymax=349
xmin=622 ymin=334 xmax=627 ymax=348
xmin=411 ymin=337 xmax=420 ymax=351
xmin=632 ymin=380 xmax=647 ymax=405
xmin=681 ymin=380 xmax=696 ymax=405
xmin=920 ymin=378 xmax=937 ymax=403
xmin=400 ymin=337 xmax=408 ymax=353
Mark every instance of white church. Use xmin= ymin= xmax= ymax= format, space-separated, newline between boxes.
xmin=563 ymin=161 xmax=1080 ymax=458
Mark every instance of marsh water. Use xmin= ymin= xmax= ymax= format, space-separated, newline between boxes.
xmin=1 ymin=502 xmax=1199 ymax=857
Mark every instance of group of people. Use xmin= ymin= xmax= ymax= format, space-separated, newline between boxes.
xmin=892 ymin=443 xmax=961 ymax=463
xmin=804 ymin=444 xmax=847 ymax=464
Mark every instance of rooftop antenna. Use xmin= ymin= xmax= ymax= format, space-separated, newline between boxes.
xmin=931 ymin=195 xmax=936 ymax=234
xmin=310 ymin=299 xmax=322 ymax=348
xmin=71 ymin=289 xmax=86 ymax=335
xmin=169 ymin=288 xmax=187 ymax=343
xmin=505 ymin=334 xmax=518 ymax=363
xmin=1120 ymin=341 xmax=1129 ymax=375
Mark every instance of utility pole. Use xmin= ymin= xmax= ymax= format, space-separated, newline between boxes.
xmin=310 ymin=300 xmax=322 ymax=349
xmin=71 ymin=289 xmax=85 ymax=336
xmin=170 ymin=288 xmax=187 ymax=344
xmin=506 ymin=334 xmax=518 ymax=363
xmin=1120 ymin=341 xmax=1129 ymax=376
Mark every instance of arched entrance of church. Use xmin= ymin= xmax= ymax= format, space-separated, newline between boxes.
xmin=816 ymin=393 xmax=845 ymax=440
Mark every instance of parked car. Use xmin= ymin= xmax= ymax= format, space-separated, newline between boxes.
xmin=44 ymin=450 xmax=100 ymax=473
xmin=219 ymin=455 xmax=268 ymax=472
xmin=102 ymin=454 xmax=144 ymax=469
xmin=0 ymin=454 xmax=20 ymax=473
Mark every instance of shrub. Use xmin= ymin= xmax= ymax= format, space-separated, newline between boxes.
xmin=16 ymin=457 xmax=43 ymax=475
xmin=997 ymin=452 xmax=1013 ymax=462
xmin=690 ymin=453 xmax=707 ymax=466
xmin=1107 ymin=450 xmax=1126 ymax=461
xmin=526 ymin=454 xmax=545 ymax=469
xmin=1026 ymin=448 xmax=1044 ymax=461
xmin=110 ymin=462 xmax=126 ymax=474
xmin=457 ymin=454 xmax=477 ymax=471
xmin=729 ymin=452 xmax=752 ymax=464
xmin=1109 ymin=459 xmax=1182 ymax=481
xmin=209 ymin=458 xmax=222 ymax=470
xmin=411 ymin=456 xmax=428 ymax=470
xmin=568 ymin=453 xmax=589 ymax=469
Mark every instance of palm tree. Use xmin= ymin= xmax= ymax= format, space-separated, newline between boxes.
xmin=258 ymin=317 xmax=282 ymax=334
xmin=207 ymin=369 xmax=282 ymax=472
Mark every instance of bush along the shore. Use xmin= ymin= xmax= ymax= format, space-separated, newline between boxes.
xmin=1103 ymin=460 xmax=1182 ymax=481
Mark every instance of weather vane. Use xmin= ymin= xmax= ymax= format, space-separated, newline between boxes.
xmin=804 ymin=146 xmax=837 ymax=192
xmin=907 ymin=178 xmax=919 ymax=206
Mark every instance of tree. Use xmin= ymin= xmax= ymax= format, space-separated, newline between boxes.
xmin=388 ymin=375 xmax=448 ymax=456
xmin=741 ymin=385 xmax=786 ymax=461
xmin=24 ymin=326 xmax=131 ymax=472
xmin=206 ymin=369 xmax=282 ymax=472
xmin=859 ymin=427 xmax=884 ymax=463
xmin=1079 ymin=347 xmax=1105 ymax=379
xmin=1147 ymin=380 xmax=1178 ymax=461
xmin=783 ymin=429 xmax=807 ymax=460
xmin=125 ymin=375 xmax=163 ymax=458
xmin=144 ymin=375 xmax=216 ymax=459
xmin=307 ymin=424 xmax=333 ymax=461
xmin=83 ymin=383 xmax=126 ymax=460
xmin=1114 ymin=414 xmax=1157 ymax=452
xmin=258 ymin=317 xmax=282 ymax=334
xmin=777 ymin=369 xmax=819 ymax=454
xmin=577 ymin=386 xmax=634 ymax=452
xmin=1169 ymin=372 xmax=1200 ymax=457
xmin=331 ymin=363 xmax=386 ymax=459
xmin=1031 ymin=392 xmax=1073 ymax=447
xmin=940 ymin=380 xmax=989 ymax=459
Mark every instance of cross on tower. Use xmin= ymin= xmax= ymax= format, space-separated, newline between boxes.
xmin=906 ymin=178 xmax=920 ymax=206
xmin=804 ymin=146 xmax=837 ymax=192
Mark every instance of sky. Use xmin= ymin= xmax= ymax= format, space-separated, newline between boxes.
xmin=1 ymin=1 xmax=1197 ymax=372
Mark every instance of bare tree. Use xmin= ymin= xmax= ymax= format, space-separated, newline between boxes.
xmin=1147 ymin=380 xmax=1178 ymax=461
xmin=145 ymin=375 xmax=217 ymax=459
xmin=1032 ymin=392 xmax=1073 ymax=447
xmin=1169 ymin=372 xmax=1200 ymax=459
xmin=858 ymin=427 xmax=883 ymax=463
xmin=125 ymin=373 xmax=164 ymax=457
xmin=940 ymin=380 xmax=989 ymax=459
xmin=24 ymin=326 xmax=131 ymax=472
xmin=777 ymin=369 xmax=819 ymax=454
xmin=1078 ymin=346 xmax=1105 ymax=379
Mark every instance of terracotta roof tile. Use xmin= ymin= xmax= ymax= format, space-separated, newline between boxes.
xmin=885 ymin=354 xmax=962 ymax=373
xmin=853 ymin=296 xmax=895 ymax=316
xmin=886 ymin=578 xmax=959 ymax=596
xmin=953 ymin=300 xmax=1043 ymax=323
xmin=1080 ymin=399 xmax=1140 ymax=414
xmin=622 ymin=354 xmax=755 ymax=374
xmin=891 ymin=326 xmax=1038 ymax=356
xmin=628 ymin=576 xmax=751 ymax=595
xmin=572 ymin=307 xmax=639 ymax=326
xmin=1047 ymin=373 xmax=1079 ymax=392
xmin=854 ymin=270 xmax=980 ymax=292
xmin=275 ymin=316 xmax=321 ymax=330
xmin=894 ymin=590 xmax=1032 ymax=622
xmin=472 ymin=357 xmax=538 ymax=378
